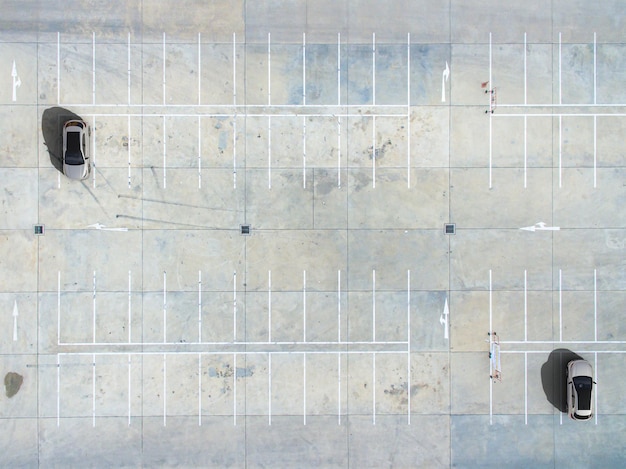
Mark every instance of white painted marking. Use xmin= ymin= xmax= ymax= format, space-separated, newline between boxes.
xmin=128 ymin=270 xmax=133 ymax=344
xmin=92 ymin=354 xmax=96 ymax=427
xmin=559 ymin=32 xmax=562 ymax=105
xmin=92 ymin=115 xmax=96 ymax=188
xmin=11 ymin=60 xmax=21 ymax=102
xmin=441 ymin=61 xmax=449 ymax=103
xmin=163 ymin=354 xmax=167 ymax=426
xmin=594 ymin=352 xmax=598 ymax=425
xmin=559 ymin=269 xmax=562 ymax=342
xmin=233 ymin=33 xmax=237 ymax=105
xmin=128 ymin=354 xmax=131 ymax=425
xmin=12 ymin=300 xmax=18 ymax=341
xmin=303 ymin=270 xmax=307 ymax=342
xmin=440 ymin=298 xmax=449 ymax=340
xmin=372 ymin=32 xmax=376 ymax=105
xmin=233 ymin=271 xmax=237 ymax=341
xmin=163 ymin=116 xmax=167 ymax=188
xmin=303 ymin=116 xmax=306 ymax=188
xmin=268 ymin=32 xmax=271 ymax=106
xmin=198 ymin=353 xmax=202 ymax=426
xmin=372 ymin=116 xmax=376 ymax=188
xmin=303 ymin=352 xmax=307 ymax=425
xmin=127 ymin=115 xmax=131 ymax=188
xmin=57 ymin=354 xmax=60 ymax=426
xmin=524 ymin=32 xmax=528 ymax=105
xmin=593 ymin=114 xmax=597 ymax=188
xmin=337 ymin=116 xmax=341 ymax=187
xmin=489 ymin=270 xmax=493 ymax=425
xmin=198 ymin=270 xmax=202 ymax=342
xmin=559 ymin=115 xmax=562 ymax=188
xmin=268 ymin=353 xmax=272 ymax=425
xmin=524 ymin=269 xmax=528 ymax=341
xmin=233 ymin=353 xmax=237 ymax=425
xmin=372 ymin=353 xmax=376 ymax=425
xmin=593 ymin=32 xmax=597 ymax=105
xmin=488 ymin=32 xmax=493 ymax=189
xmin=127 ymin=33 xmax=131 ymax=105
xmin=338 ymin=269 xmax=341 ymax=342
xmin=198 ymin=33 xmax=202 ymax=105
xmin=407 ymin=269 xmax=411 ymax=425
xmin=594 ymin=269 xmax=597 ymax=342
xmin=233 ymin=117 xmax=237 ymax=189
xmin=524 ymin=352 xmax=528 ymax=424
xmin=198 ymin=116 xmax=202 ymax=189
xmin=57 ymin=271 xmax=61 ymax=344
xmin=520 ymin=222 xmax=560 ymax=232
xmin=92 ymin=32 xmax=96 ymax=105
xmin=86 ymin=223 xmax=128 ymax=232
xmin=268 ymin=116 xmax=272 ymax=189
xmin=337 ymin=354 xmax=341 ymax=425
xmin=337 ymin=33 xmax=341 ymax=105
xmin=302 ymin=32 xmax=306 ymax=105
xmin=524 ymin=116 xmax=528 ymax=189
xmin=163 ymin=271 xmax=167 ymax=343
xmin=93 ymin=270 xmax=96 ymax=343
xmin=57 ymin=32 xmax=60 ymax=104
xmin=162 ymin=32 xmax=166 ymax=105
xmin=407 ymin=33 xmax=411 ymax=188
xmin=268 ymin=270 xmax=272 ymax=342
xmin=372 ymin=269 xmax=376 ymax=341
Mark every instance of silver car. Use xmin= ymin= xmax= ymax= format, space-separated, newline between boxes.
xmin=62 ymin=120 xmax=91 ymax=180
xmin=567 ymin=359 xmax=594 ymax=421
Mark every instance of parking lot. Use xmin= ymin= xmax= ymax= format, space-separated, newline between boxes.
xmin=0 ymin=1 xmax=625 ymax=467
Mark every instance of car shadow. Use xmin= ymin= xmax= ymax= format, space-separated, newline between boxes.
xmin=42 ymin=107 xmax=83 ymax=174
xmin=540 ymin=348 xmax=584 ymax=413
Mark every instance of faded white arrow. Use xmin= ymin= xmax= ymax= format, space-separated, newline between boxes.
xmin=87 ymin=223 xmax=128 ymax=232
xmin=520 ymin=222 xmax=560 ymax=232
xmin=12 ymin=60 xmax=21 ymax=102
xmin=441 ymin=61 xmax=450 ymax=103
xmin=439 ymin=298 xmax=449 ymax=340
xmin=13 ymin=300 xmax=18 ymax=341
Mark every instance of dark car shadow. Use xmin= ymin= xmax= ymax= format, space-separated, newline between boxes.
xmin=541 ymin=348 xmax=584 ymax=413
xmin=42 ymin=107 xmax=83 ymax=174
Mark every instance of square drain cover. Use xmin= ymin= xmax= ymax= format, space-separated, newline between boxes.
xmin=444 ymin=223 xmax=455 ymax=235
xmin=240 ymin=224 xmax=250 ymax=235
xmin=34 ymin=224 xmax=45 ymax=235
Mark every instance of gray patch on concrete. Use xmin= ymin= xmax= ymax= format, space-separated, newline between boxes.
xmin=4 ymin=372 xmax=23 ymax=398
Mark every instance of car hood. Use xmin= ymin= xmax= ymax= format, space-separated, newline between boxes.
xmin=570 ymin=360 xmax=593 ymax=378
xmin=64 ymin=163 xmax=87 ymax=180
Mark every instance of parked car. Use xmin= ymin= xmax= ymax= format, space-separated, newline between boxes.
xmin=62 ymin=120 xmax=91 ymax=180
xmin=567 ymin=359 xmax=594 ymax=420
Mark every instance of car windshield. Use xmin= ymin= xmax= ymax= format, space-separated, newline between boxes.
xmin=573 ymin=376 xmax=593 ymax=410
xmin=65 ymin=131 xmax=83 ymax=165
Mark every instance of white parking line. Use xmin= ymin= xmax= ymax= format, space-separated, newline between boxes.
xmin=163 ymin=271 xmax=167 ymax=343
xmin=489 ymin=269 xmax=493 ymax=425
xmin=594 ymin=269 xmax=597 ymax=341
xmin=558 ymin=115 xmax=562 ymax=188
xmin=92 ymin=116 xmax=96 ymax=188
xmin=128 ymin=354 xmax=131 ymax=425
xmin=337 ymin=354 xmax=341 ymax=425
xmin=57 ymin=354 xmax=60 ymax=426
xmin=523 ymin=115 xmax=527 ymax=188
xmin=162 ymin=32 xmax=166 ymax=105
xmin=57 ymin=32 xmax=60 ymax=104
xmin=233 ymin=117 xmax=237 ymax=189
xmin=524 ymin=351 xmax=528 ymax=424
xmin=198 ymin=33 xmax=202 ymax=105
xmin=372 ymin=269 xmax=376 ymax=341
xmin=593 ymin=115 xmax=597 ymax=188
xmin=407 ymin=269 xmax=411 ymax=425
xmin=372 ymin=116 xmax=376 ymax=188
xmin=233 ymin=33 xmax=236 ymax=105
xmin=407 ymin=33 xmax=411 ymax=189
xmin=337 ymin=269 xmax=341 ymax=341
xmin=198 ymin=116 xmax=202 ymax=189
xmin=92 ymin=270 xmax=96 ymax=343
xmin=302 ymin=33 xmax=306 ymax=106
xmin=594 ymin=352 xmax=598 ymax=425
xmin=127 ymin=115 xmax=131 ymax=188
xmin=163 ymin=116 xmax=167 ymax=188
xmin=523 ymin=32 xmax=527 ymax=105
xmin=593 ymin=32 xmax=597 ymax=105
xmin=127 ymin=33 xmax=131 ymax=105
xmin=337 ymin=116 xmax=341 ymax=187
xmin=198 ymin=270 xmax=202 ymax=342
xmin=233 ymin=271 xmax=237 ymax=341
xmin=92 ymin=354 xmax=96 ymax=427
xmin=233 ymin=353 xmax=237 ymax=425
xmin=57 ymin=271 xmax=61 ymax=345
xmin=559 ymin=269 xmax=562 ymax=342
xmin=163 ymin=353 xmax=167 ymax=426
xmin=128 ymin=270 xmax=132 ymax=342
xmin=488 ymin=32 xmax=493 ymax=189
xmin=558 ymin=32 xmax=562 ymax=105
xmin=303 ymin=116 xmax=306 ymax=188
xmin=524 ymin=270 xmax=527 ymax=341
xmin=372 ymin=32 xmax=376 ymax=105
xmin=268 ymin=353 xmax=272 ymax=425
xmin=92 ymin=32 xmax=96 ymax=105
xmin=337 ymin=33 xmax=341 ymax=105
xmin=303 ymin=270 xmax=307 ymax=342
xmin=198 ymin=353 xmax=202 ymax=426
xmin=268 ymin=270 xmax=272 ymax=342
xmin=268 ymin=116 xmax=272 ymax=189
xmin=303 ymin=352 xmax=307 ymax=425
xmin=372 ymin=352 xmax=376 ymax=425
xmin=268 ymin=33 xmax=271 ymax=106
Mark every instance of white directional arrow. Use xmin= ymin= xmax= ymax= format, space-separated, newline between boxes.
xmin=12 ymin=60 xmax=21 ymax=102
xmin=439 ymin=297 xmax=449 ymax=340
xmin=520 ymin=222 xmax=560 ymax=232
xmin=87 ymin=223 xmax=128 ymax=232
xmin=441 ymin=61 xmax=450 ymax=103
xmin=13 ymin=300 xmax=18 ymax=341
